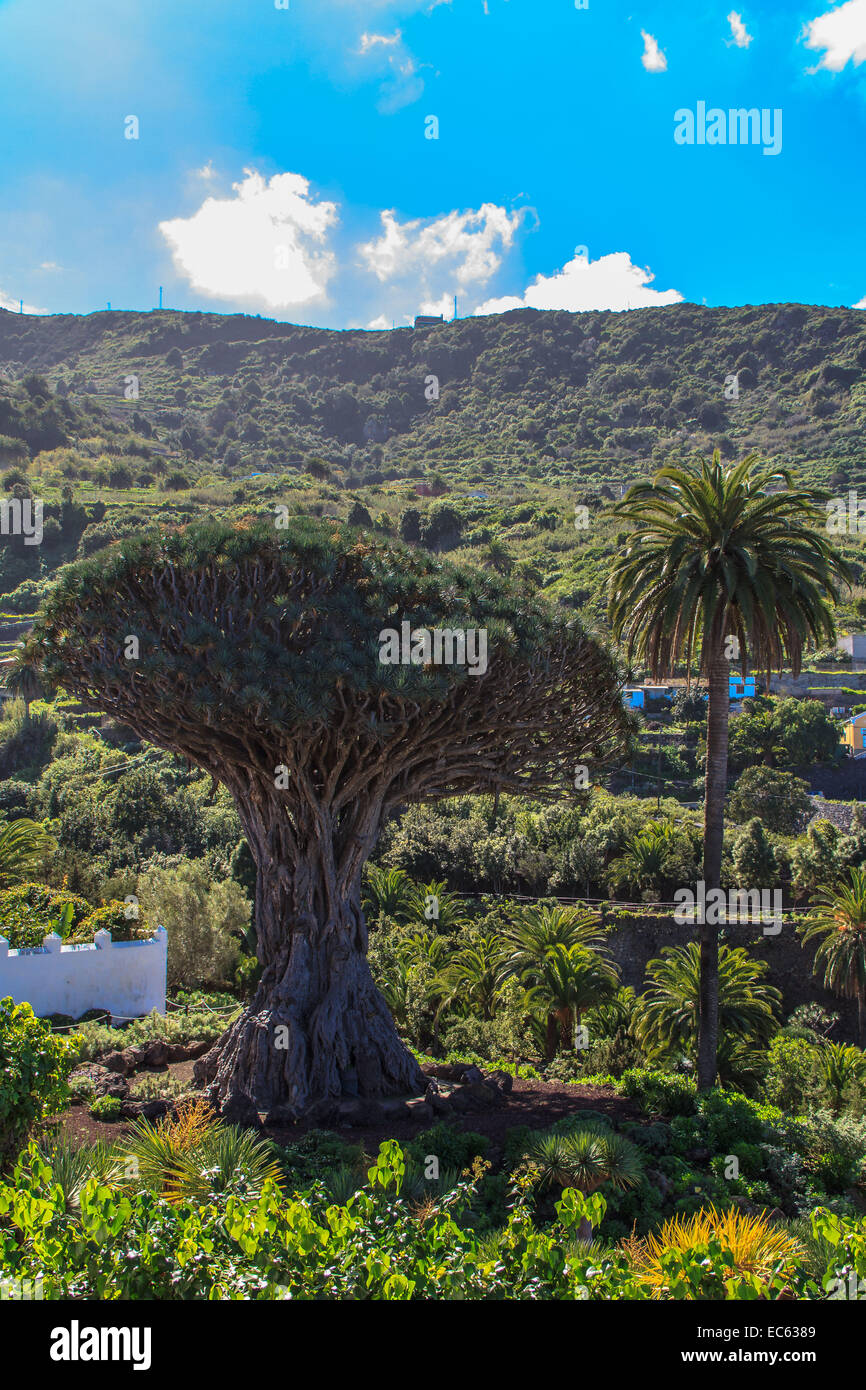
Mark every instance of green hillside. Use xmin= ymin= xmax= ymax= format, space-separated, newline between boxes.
xmin=2 ymin=301 xmax=866 ymax=640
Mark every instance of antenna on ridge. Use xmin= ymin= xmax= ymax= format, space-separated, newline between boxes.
xmin=453 ymin=295 xmax=458 ymax=321
xmin=158 ymin=286 xmax=163 ymax=310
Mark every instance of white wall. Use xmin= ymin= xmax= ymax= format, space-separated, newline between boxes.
xmin=0 ymin=927 xmax=167 ymax=1020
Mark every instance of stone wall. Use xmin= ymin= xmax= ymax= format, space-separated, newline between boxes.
xmin=601 ymin=911 xmax=859 ymax=1038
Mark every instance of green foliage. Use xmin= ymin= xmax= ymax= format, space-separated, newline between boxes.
xmin=728 ymin=696 xmax=842 ymax=772
xmin=727 ymin=766 xmax=812 ymax=833
xmin=0 ymin=997 xmax=75 ymax=1166
xmin=635 ymin=943 xmax=781 ymax=1065
xmin=137 ymin=862 xmax=247 ymax=989
xmin=618 ymin=1069 xmax=698 ymax=1117
xmin=89 ymin=1095 xmax=123 ymax=1122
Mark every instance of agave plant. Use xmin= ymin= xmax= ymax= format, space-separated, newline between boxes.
xmin=626 ymin=1206 xmax=804 ymax=1298
xmin=528 ymin=1125 xmax=642 ymax=1240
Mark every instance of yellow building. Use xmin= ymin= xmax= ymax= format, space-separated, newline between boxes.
xmin=841 ymin=711 xmax=866 ymax=754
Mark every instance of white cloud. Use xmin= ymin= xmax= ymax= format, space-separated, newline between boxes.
xmin=367 ymin=314 xmax=392 ymax=329
xmin=0 ymin=290 xmax=47 ymax=313
xmin=473 ymin=249 xmax=683 ymax=315
xmin=358 ymin=204 xmax=525 ymax=290
xmin=159 ymin=169 xmax=338 ymax=310
xmin=641 ymin=30 xmax=668 ymax=72
xmin=359 ymin=30 xmax=402 ymax=52
xmin=196 ymin=161 xmax=216 ymax=181
xmin=357 ymin=26 xmax=425 ymax=111
xmin=38 ymin=262 xmax=62 ymax=272
xmin=727 ymin=11 xmax=753 ymax=47
xmin=854 ymin=294 xmax=866 ymax=307
xmin=803 ymin=0 xmax=866 ymax=71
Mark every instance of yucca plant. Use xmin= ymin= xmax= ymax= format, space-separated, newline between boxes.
xmin=36 ymin=1138 xmax=126 ymax=1216
xmin=162 ymin=1124 xmax=285 ymax=1203
xmin=120 ymin=1097 xmax=282 ymax=1202
xmin=626 ymin=1206 xmax=804 ymax=1298
xmin=528 ymin=1125 xmax=642 ymax=1240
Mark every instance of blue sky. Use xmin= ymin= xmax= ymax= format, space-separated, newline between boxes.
xmin=1 ymin=0 xmax=865 ymax=327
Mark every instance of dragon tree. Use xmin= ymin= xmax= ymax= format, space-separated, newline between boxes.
xmin=27 ymin=518 xmax=630 ymax=1121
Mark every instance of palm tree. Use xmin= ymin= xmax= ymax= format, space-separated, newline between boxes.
xmin=0 ymin=817 xmax=56 ymax=886
xmin=820 ymin=1041 xmax=866 ymax=1113
xmin=437 ymin=934 xmax=506 ymax=1021
xmin=635 ymin=941 xmax=781 ymax=1065
xmin=523 ymin=942 xmax=619 ymax=1059
xmin=361 ymin=865 xmax=414 ymax=924
xmin=4 ymin=646 xmax=44 ymax=719
xmin=609 ymin=451 xmax=849 ymax=1089
xmin=404 ymin=879 xmax=471 ymax=932
xmin=608 ymin=820 xmax=674 ymax=899
xmin=504 ymin=902 xmax=606 ymax=971
xmin=529 ymin=1126 xmax=642 ymax=1240
xmin=800 ymin=870 xmax=866 ymax=1047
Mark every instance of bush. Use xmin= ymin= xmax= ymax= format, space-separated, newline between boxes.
xmin=618 ymin=1069 xmax=697 ymax=1117
xmin=0 ymin=882 xmax=93 ymax=949
xmin=76 ymin=900 xmax=153 ymax=943
xmin=0 ymin=997 xmax=75 ymax=1167
xmin=88 ymin=1095 xmax=123 ymax=1122
xmin=727 ymin=766 xmax=812 ymax=833
xmin=137 ymin=862 xmax=247 ymax=989
xmin=762 ymin=1035 xmax=826 ymax=1114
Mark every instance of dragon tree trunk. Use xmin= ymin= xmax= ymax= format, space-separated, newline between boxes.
xmin=204 ymin=791 xmax=424 ymax=1123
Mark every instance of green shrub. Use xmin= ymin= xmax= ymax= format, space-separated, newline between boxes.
xmin=88 ymin=1095 xmax=123 ymax=1122
xmin=406 ymin=1123 xmax=488 ymax=1171
xmin=618 ymin=1068 xmax=697 ymax=1116
xmin=762 ymin=1035 xmax=826 ymax=1113
xmin=0 ymin=997 xmax=75 ymax=1166
xmin=75 ymin=900 xmax=153 ymax=942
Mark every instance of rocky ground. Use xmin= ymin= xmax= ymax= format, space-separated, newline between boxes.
xmin=60 ymin=1046 xmax=640 ymax=1158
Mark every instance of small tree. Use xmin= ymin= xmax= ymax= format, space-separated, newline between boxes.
xmin=727 ymin=766 xmax=811 ymax=834
xmin=27 ymin=518 xmax=629 ymax=1120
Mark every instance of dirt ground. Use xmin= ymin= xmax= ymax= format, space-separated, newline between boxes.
xmin=57 ymin=1066 xmax=641 ymax=1161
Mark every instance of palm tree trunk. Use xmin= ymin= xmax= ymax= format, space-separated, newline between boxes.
xmin=697 ymin=648 xmax=730 ymax=1090
xmin=859 ymin=988 xmax=865 ymax=1050
xmin=545 ymin=1013 xmax=558 ymax=1062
